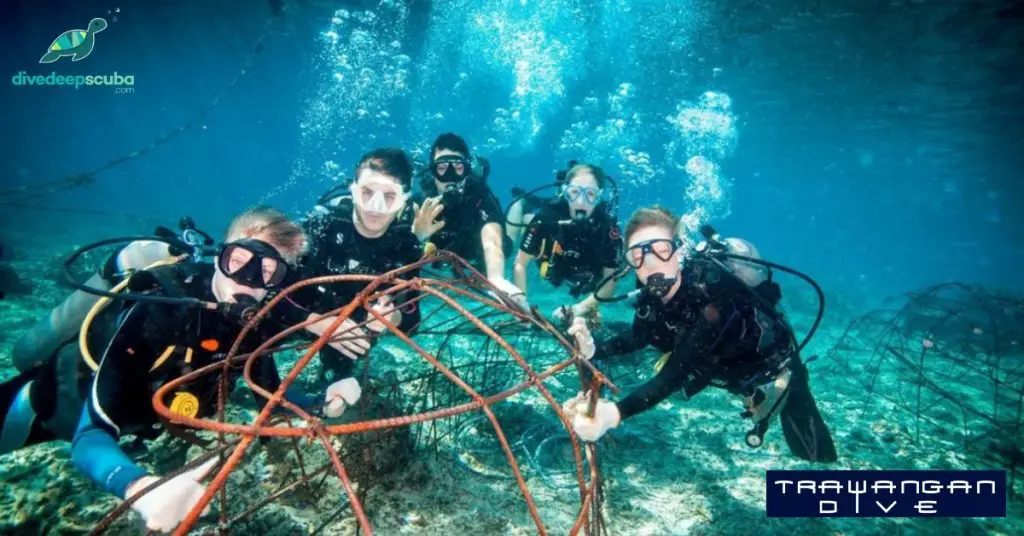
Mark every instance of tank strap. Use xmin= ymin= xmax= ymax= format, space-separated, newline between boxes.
xmin=145 ymin=266 xmax=190 ymax=299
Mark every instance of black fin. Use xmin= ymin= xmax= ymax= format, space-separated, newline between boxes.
xmin=780 ymin=372 xmax=838 ymax=462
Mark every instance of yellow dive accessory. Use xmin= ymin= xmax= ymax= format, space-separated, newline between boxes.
xmin=169 ymin=391 xmax=200 ymax=418
xmin=422 ymin=241 xmax=438 ymax=258
xmin=654 ymin=351 xmax=672 ymax=373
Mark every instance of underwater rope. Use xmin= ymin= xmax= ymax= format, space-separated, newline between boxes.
xmin=1 ymin=12 xmax=284 ymax=211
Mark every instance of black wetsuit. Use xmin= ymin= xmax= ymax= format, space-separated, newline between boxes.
xmin=0 ymin=263 xmax=287 ymax=498
xmin=519 ymin=201 xmax=622 ymax=297
xmin=287 ymin=197 xmax=423 ymax=381
xmin=2 ymin=241 xmax=180 ymax=452
xmin=412 ymin=175 xmax=508 ymax=267
xmin=593 ymin=259 xmax=837 ymax=462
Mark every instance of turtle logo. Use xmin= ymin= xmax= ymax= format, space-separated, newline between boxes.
xmin=39 ymin=17 xmax=108 ymax=64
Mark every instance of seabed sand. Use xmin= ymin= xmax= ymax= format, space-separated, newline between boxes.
xmin=2 ymin=238 xmax=1023 ymax=535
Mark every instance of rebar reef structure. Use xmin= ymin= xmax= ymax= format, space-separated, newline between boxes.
xmin=90 ymin=251 xmax=616 ymax=535
xmin=824 ymin=282 xmax=1024 ymax=495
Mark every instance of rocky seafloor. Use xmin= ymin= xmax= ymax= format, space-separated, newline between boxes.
xmin=1 ymin=232 xmax=1023 ymax=535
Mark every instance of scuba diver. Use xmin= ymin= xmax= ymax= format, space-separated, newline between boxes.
xmin=6 ymin=221 xmax=212 ymax=441
xmin=410 ymin=133 xmax=524 ymax=308
xmin=505 ymin=159 xmax=581 ymax=246
xmin=511 ymin=163 xmax=624 ymax=321
xmin=0 ymin=207 xmax=311 ymax=532
xmin=11 ymin=237 xmax=176 ymax=375
xmin=284 ymin=148 xmax=421 ymax=396
xmin=560 ymin=206 xmax=837 ymax=463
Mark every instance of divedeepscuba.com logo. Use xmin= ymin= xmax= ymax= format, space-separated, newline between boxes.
xmin=11 ymin=71 xmax=135 ymax=92
xmin=9 ymin=15 xmax=135 ymax=93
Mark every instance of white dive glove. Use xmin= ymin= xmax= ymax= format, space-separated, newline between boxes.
xmin=561 ymin=391 xmax=621 ymax=442
xmin=567 ymin=317 xmax=595 ymax=360
xmin=306 ymin=314 xmax=370 ymax=360
xmin=324 ymin=377 xmax=362 ymax=418
xmin=552 ymin=303 xmax=587 ymax=325
xmin=125 ymin=457 xmax=219 ymax=532
xmin=488 ymin=277 xmax=530 ymax=312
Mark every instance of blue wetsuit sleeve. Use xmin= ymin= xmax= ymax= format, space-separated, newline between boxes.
xmin=71 ymin=404 xmax=147 ymax=498
xmin=70 ymin=300 xmax=166 ymax=498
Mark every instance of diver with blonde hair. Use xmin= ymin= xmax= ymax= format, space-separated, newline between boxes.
xmin=0 ymin=206 xmax=309 ymax=532
xmin=510 ymin=162 xmax=623 ymax=322
xmin=561 ymin=206 xmax=836 ymax=462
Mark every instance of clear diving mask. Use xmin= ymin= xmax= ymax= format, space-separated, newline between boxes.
xmin=350 ymin=177 xmax=408 ymax=214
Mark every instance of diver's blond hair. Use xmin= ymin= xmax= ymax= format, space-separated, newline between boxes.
xmin=225 ymin=206 xmax=308 ymax=264
xmin=564 ymin=163 xmax=608 ymax=188
xmin=624 ymin=206 xmax=679 ymax=243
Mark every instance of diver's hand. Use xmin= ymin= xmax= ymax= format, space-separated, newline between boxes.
xmin=324 ymin=377 xmax=362 ymax=418
xmin=413 ymin=196 xmax=446 ymax=242
xmin=561 ymin=391 xmax=589 ymax=420
xmin=560 ymin=393 xmax=620 ymax=442
xmin=488 ymin=276 xmax=530 ymax=312
xmin=552 ymin=305 xmax=571 ymax=325
xmin=567 ymin=317 xmax=595 ymax=360
xmin=365 ymin=296 xmax=400 ymax=333
xmin=125 ymin=457 xmax=219 ymax=532
xmin=306 ymin=314 xmax=371 ymax=360
xmin=553 ymin=303 xmax=588 ymax=325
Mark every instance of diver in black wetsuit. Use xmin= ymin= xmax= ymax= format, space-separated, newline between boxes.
xmin=505 ymin=159 xmax=580 ymax=247
xmin=512 ymin=163 xmax=623 ymax=320
xmin=284 ymin=148 xmax=423 ymax=391
xmin=561 ymin=206 xmax=837 ymax=463
xmin=410 ymin=133 xmax=525 ymax=308
xmin=0 ymin=207 xmax=312 ymax=532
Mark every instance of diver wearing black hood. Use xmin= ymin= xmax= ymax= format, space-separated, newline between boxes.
xmin=561 ymin=206 xmax=837 ymax=463
xmin=512 ymin=163 xmax=623 ymax=320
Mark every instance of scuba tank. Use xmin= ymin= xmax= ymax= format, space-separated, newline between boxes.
xmin=592 ymin=224 xmax=825 ymax=352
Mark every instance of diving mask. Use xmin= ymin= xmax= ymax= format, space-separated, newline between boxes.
xmin=624 ymin=238 xmax=683 ymax=269
xmin=562 ymin=184 xmax=603 ymax=205
xmin=350 ymin=177 xmax=408 ymax=214
xmin=432 ymin=155 xmax=469 ymax=183
xmin=217 ymin=239 xmax=290 ymax=290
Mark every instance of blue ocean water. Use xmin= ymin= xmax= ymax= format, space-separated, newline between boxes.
xmin=0 ymin=0 xmax=1022 ymax=533
xmin=2 ymin=0 xmax=1021 ymax=305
